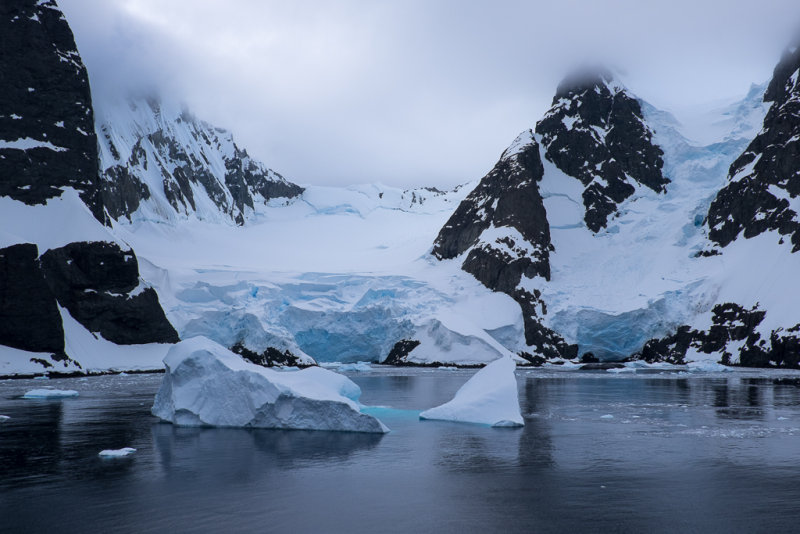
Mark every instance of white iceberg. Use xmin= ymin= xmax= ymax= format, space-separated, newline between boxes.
xmin=420 ymin=356 xmax=524 ymax=427
xmin=0 ymin=415 xmax=10 ymax=422
xmin=98 ymin=447 xmax=136 ymax=458
xmin=152 ymin=337 xmax=389 ymax=433
xmin=23 ymin=389 xmax=79 ymax=398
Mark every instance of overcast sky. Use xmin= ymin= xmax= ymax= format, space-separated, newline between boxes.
xmin=60 ymin=0 xmax=800 ymax=188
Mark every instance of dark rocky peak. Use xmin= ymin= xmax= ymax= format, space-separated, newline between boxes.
xmin=96 ymin=96 xmax=304 ymax=224
xmin=432 ymin=131 xmax=577 ymax=360
xmin=0 ymin=0 xmax=104 ymax=223
xmin=706 ymin=37 xmax=800 ymax=251
xmin=432 ymin=130 xmax=551 ymax=285
xmin=535 ymin=68 xmax=668 ymax=232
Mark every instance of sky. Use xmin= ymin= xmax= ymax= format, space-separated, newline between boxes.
xmin=59 ymin=0 xmax=800 ymax=189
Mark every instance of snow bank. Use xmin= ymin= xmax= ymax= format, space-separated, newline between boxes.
xmin=152 ymin=337 xmax=389 ymax=433
xmin=98 ymin=447 xmax=136 ymax=458
xmin=23 ymin=389 xmax=79 ymax=398
xmin=420 ymin=356 xmax=524 ymax=427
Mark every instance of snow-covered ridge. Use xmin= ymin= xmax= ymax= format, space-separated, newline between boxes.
xmin=96 ymin=96 xmax=303 ymax=225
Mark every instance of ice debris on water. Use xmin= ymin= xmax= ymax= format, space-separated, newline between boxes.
xmin=23 ymin=389 xmax=78 ymax=398
xmin=0 ymin=415 xmax=10 ymax=422
xmin=98 ymin=447 xmax=136 ymax=458
xmin=420 ymin=356 xmax=524 ymax=427
xmin=152 ymin=337 xmax=389 ymax=433
xmin=337 ymin=362 xmax=372 ymax=372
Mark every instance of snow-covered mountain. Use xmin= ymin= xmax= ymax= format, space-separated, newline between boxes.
xmin=96 ymin=97 xmax=304 ymax=225
xmin=640 ymin=40 xmax=800 ymax=368
xmin=4 ymin=0 xmax=800 ymax=375
xmin=415 ymin=59 xmax=800 ymax=369
xmin=0 ymin=0 xmax=178 ymax=376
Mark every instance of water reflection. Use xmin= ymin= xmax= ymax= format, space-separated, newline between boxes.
xmin=0 ymin=400 xmax=64 ymax=487
xmin=3 ymin=371 xmax=800 ymax=533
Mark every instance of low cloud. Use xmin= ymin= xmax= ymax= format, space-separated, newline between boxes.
xmin=60 ymin=0 xmax=800 ymax=187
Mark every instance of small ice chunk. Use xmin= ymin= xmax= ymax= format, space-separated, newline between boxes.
xmin=0 ymin=415 xmax=10 ymax=422
xmin=338 ymin=362 xmax=371 ymax=372
xmin=686 ymin=360 xmax=731 ymax=372
xmin=23 ymin=389 xmax=79 ymax=398
xmin=33 ymin=375 xmax=50 ymax=380
xmin=420 ymin=356 xmax=524 ymax=427
xmin=98 ymin=447 xmax=136 ymax=458
xmin=152 ymin=337 xmax=389 ymax=433
xmin=600 ymin=414 xmax=614 ymax=419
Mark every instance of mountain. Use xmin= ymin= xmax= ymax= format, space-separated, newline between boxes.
xmin=0 ymin=0 xmax=103 ymax=223
xmin=0 ymin=0 xmax=178 ymax=376
xmin=638 ymin=40 xmax=800 ymax=368
xmin=535 ymin=69 xmax=669 ymax=232
xmin=96 ymin=97 xmax=304 ymax=225
xmin=426 ymin=60 xmax=800 ymax=368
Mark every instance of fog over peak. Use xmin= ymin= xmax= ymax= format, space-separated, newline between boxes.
xmin=60 ymin=0 xmax=800 ymax=188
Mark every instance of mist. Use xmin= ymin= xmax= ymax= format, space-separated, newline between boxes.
xmin=59 ymin=0 xmax=800 ymax=188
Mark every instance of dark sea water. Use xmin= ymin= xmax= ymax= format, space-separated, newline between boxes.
xmin=2 ymin=367 xmax=800 ymax=533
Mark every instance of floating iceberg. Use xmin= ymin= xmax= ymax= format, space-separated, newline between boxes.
xmin=420 ymin=356 xmax=524 ymax=427
xmin=98 ymin=447 xmax=136 ymax=458
xmin=0 ymin=415 xmax=9 ymax=422
xmin=22 ymin=389 xmax=79 ymax=399
xmin=152 ymin=337 xmax=389 ymax=433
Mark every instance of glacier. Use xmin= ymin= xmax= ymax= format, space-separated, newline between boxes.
xmin=420 ymin=356 xmax=524 ymax=427
xmin=151 ymin=337 xmax=389 ymax=433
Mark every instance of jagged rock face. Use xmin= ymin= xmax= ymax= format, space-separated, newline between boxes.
xmin=0 ymin=0 xmax=104 ymax=223
xmin=97 ymin=99 xmax=304 ymax=224
xmin=0 ymin=244 xmax=65 ymax=355
xmin=39 ymin=242 xmax=179 ymax=345
xmin=433 ymin=131 xmax=552 ymax=288
xmin=1 ymin=241 xmax=177 ymax=357
xmin=230 ymin=343 xmax=312 ymax=368
xmin=383 ymin=339 xmax=422 ymax=365
xmin=707 ymin=45 xmax=800 ymax=251
xmin=535 ymin=70 xmax=668 ymax=232
xmin=432 ymin=131 xmax=576 ymax=360
xmin=635 ymin=303 xmax=800 ymax=368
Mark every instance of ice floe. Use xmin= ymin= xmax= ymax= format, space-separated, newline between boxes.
xmin=420 ymin=356 xmax=523 ymax=427
xmin=152 ymin=337 xmax=389 ymax=433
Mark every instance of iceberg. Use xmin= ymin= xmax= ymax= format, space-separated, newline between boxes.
xmin=22 ymin=389 xmax=79 ymax=398
xmin=152 ymin=337 xmax=389 ymax=433
xmin=0 ymin=415 xmax=9 ymax=422
xmin=420 ymin=356 xmax=524 ymax=427
xmin=98 ymin=447 xmax=136 ymax=458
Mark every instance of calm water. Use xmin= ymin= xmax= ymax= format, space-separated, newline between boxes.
xmin=2 ymin=368 xmax=800 ymax=533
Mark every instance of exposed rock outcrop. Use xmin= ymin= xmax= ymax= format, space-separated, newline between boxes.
xmin=39 ymin=241 xmax=179 ymax=345
xmin=535 ymin=69 xmax=668 ymax=232
xmin=0 ymin=244 xmax=65 ymax=355
xmin=96 ymin=98 xmax=304 ymax=224
xmin=707 ymin=42 xmax=800 ymax=251
xmin=0 ymin=0 xmax=104 ymax=223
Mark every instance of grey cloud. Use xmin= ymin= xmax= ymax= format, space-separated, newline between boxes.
xmin=59 ymin=0 xmax=800 ymax=187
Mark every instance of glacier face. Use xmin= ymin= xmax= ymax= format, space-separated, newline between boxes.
xmin=152 ymin=337 xmax=389 ymax=433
